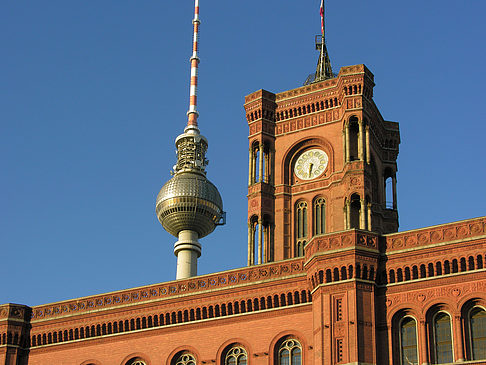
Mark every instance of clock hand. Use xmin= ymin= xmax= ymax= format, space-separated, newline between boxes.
xmin=308 ymin=163 xmax=313 ymax=178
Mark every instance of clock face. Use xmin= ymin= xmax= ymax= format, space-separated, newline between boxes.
xmin=294 ymin=149 xmax=329 ymax=180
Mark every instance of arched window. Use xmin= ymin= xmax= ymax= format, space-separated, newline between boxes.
xmin=126 ymin=359 xmax=146 ymax=365
xmin=348 ymin=194 xmax=361 ymax=229
xmin=432 ymin=312 xmax=453 ymax=363
xmin=225 ymin=346 xmax=247 ymax=365
xmin=295 ymin=201 xmax=308 ymax=257
xmin=399 ymin=317 xmax=418 ymax=365
xmin=313 ymin=198 xmax=326 ymax=235
xmin=346 ymin=117 xmax=359 ymax=161
xmin=174 ymin=353 xmax=196 ymax=365
xmin=278 ymin=338 xmax=302 ymax=365
xmin=469 ymin=307 xmax=486 ymax=360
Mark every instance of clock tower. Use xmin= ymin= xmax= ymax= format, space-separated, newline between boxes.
xmin=245 ymin=39 xmax=400 ymax=265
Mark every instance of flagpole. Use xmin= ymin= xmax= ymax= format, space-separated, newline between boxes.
xmin=319 ymin=0 xmax=325 ymax=80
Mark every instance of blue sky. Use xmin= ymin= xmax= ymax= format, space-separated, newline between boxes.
xmin=1 ymin=1 xmax=485 ymax=306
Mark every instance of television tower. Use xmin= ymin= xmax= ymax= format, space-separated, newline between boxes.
xmin=156 ymin=0 xmax=225 ymax=280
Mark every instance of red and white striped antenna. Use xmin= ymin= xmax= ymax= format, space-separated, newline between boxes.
xmin=186 ymin=0 xmax=201 ymax=132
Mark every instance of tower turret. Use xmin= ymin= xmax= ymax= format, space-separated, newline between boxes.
xmin=156 ymin=0 xmax=225 ymax=280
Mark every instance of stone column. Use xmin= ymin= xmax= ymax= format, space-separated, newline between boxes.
xmin=360 ymin=199 xmax=366 ymax=229
xmin=270 ymin=149 xmax=275 ymax=185
xmin=257 ymin=218 xmax=263 ymax=264
xmin=252 ymin=147 xmax=257 ymax=184
xmin=248 ymin=148 xmax=253 ymax=186
xmin=358 ymin=120 xmax=364 ymax=161
xmin=269 ymin=223 xmax=274 ymax=261
xmin=367 ymin=203 xmax=372 ymax=231
xmin=342 ymin=131 xmax=347 ymax=164
xmin=419 ymin=320 xmax=428 ymax=365
xmin=453 ymin=315 xmax=465 ymax=362
xmin=346 ymin=201 xmax=351 ymax=229
xmin=392 ymin=174 xmax=398 ymax=210
xmin=345 ymin=125 xmax=350 ymax=163
xmin=247 ymin=222 xmax=253 ymax=266
xmin=258 ymin=143 xmax=264 ymax=183
xmin=366 ymin=125 xmax=371 ymax=164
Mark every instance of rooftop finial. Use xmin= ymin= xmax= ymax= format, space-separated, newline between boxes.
xmin=186 ymin=0 xmax=201 ymax=132
xmin=304 ymin=0 xmax=334 ymax=85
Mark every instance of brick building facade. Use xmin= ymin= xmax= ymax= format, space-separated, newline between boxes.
xmin=1 ymin=41 xmax=485 ymax=365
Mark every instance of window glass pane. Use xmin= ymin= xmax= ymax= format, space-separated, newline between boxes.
xmin=320 ymin=204 xmax=325 ymax=233
xmin=280 ymin=349 xmax=290 ymax=365
xmin=292 ymin=347 xmax=302 ymax=365
xmin=401 ymin=317 xmax=418 ymax=365
xmin=434 ymin=313 xmax=453 ymax=364
xmin=471 ymin=308 xmax=486 ymax=360
xmin=238 ymin=354 xmax=247 ymax=365
xmin=303 ymin=208 xmax=307 ymax=237
xmin=315 ymin=205 xmax=321 ymax=234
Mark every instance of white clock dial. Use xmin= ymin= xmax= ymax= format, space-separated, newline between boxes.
xmin=294 ymin=149 xmax=329 ymax=180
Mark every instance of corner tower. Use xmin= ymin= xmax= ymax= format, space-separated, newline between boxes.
xmin=245 ymin=3 xmax=400 ymax=264
xmin=156 ymin=0 xmax=225 ymax=279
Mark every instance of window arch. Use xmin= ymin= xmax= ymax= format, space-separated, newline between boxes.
xmin=432 ymin=312 xmax=453 ymax=364
xmin=225 ymin=346 xmax=247 ymax=365
xmin=468 ymin=307 xmax=486 ymax=360
xmin=173 ymin=353 xmax=196 ymax=365
xmin=126 ymin=359 xmax=146 ymax=365
xmin=313 ymin=197 xmax=326 ymax=235
xmin=399 ymin=316 xmax=418 ymax=365
xmin=278 ymin=338 xmax=302 ymax=365
xmin=295 ymin=201 xmax=308 ymax=257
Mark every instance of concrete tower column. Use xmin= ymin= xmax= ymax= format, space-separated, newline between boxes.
xmin=174 ymin=230 xmax=202 ymax=280
xmin=360 ymin=199 xmax=366 ymax=229
xmin=358 ymin=120 xmax=364 ymax=161
xmin=365 ymin=125 xmax=371 ymax=164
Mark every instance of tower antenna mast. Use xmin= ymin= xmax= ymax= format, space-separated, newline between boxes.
xmin=186 ymin=0 xmax=201 ymax=132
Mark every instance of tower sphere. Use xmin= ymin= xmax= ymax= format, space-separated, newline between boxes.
xmin=156 ymin=171 xmax=224 ymax=239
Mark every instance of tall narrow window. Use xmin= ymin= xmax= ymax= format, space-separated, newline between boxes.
xmin=433 ymin=312 xmax=453 ymax=363
xmin=278 ymin=338 xmax=302 ymax=365
xmin=295 ymin=201 xmax=308 ymax=257
xmin=225 ymin=346 xmax=247 ymax=365
xmin=400 ymin=317 xmax=418 ymax=365
xmin=314 ymin=198 xmax=326 ymax=235
xmin=470 ymin=307 xmax=486 ymax=360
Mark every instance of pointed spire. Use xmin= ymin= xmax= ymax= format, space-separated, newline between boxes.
xmin=186 ymin=0 xmax=201 ymax=133
xmin=304 ymin=0 xmax=334 ymax=85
